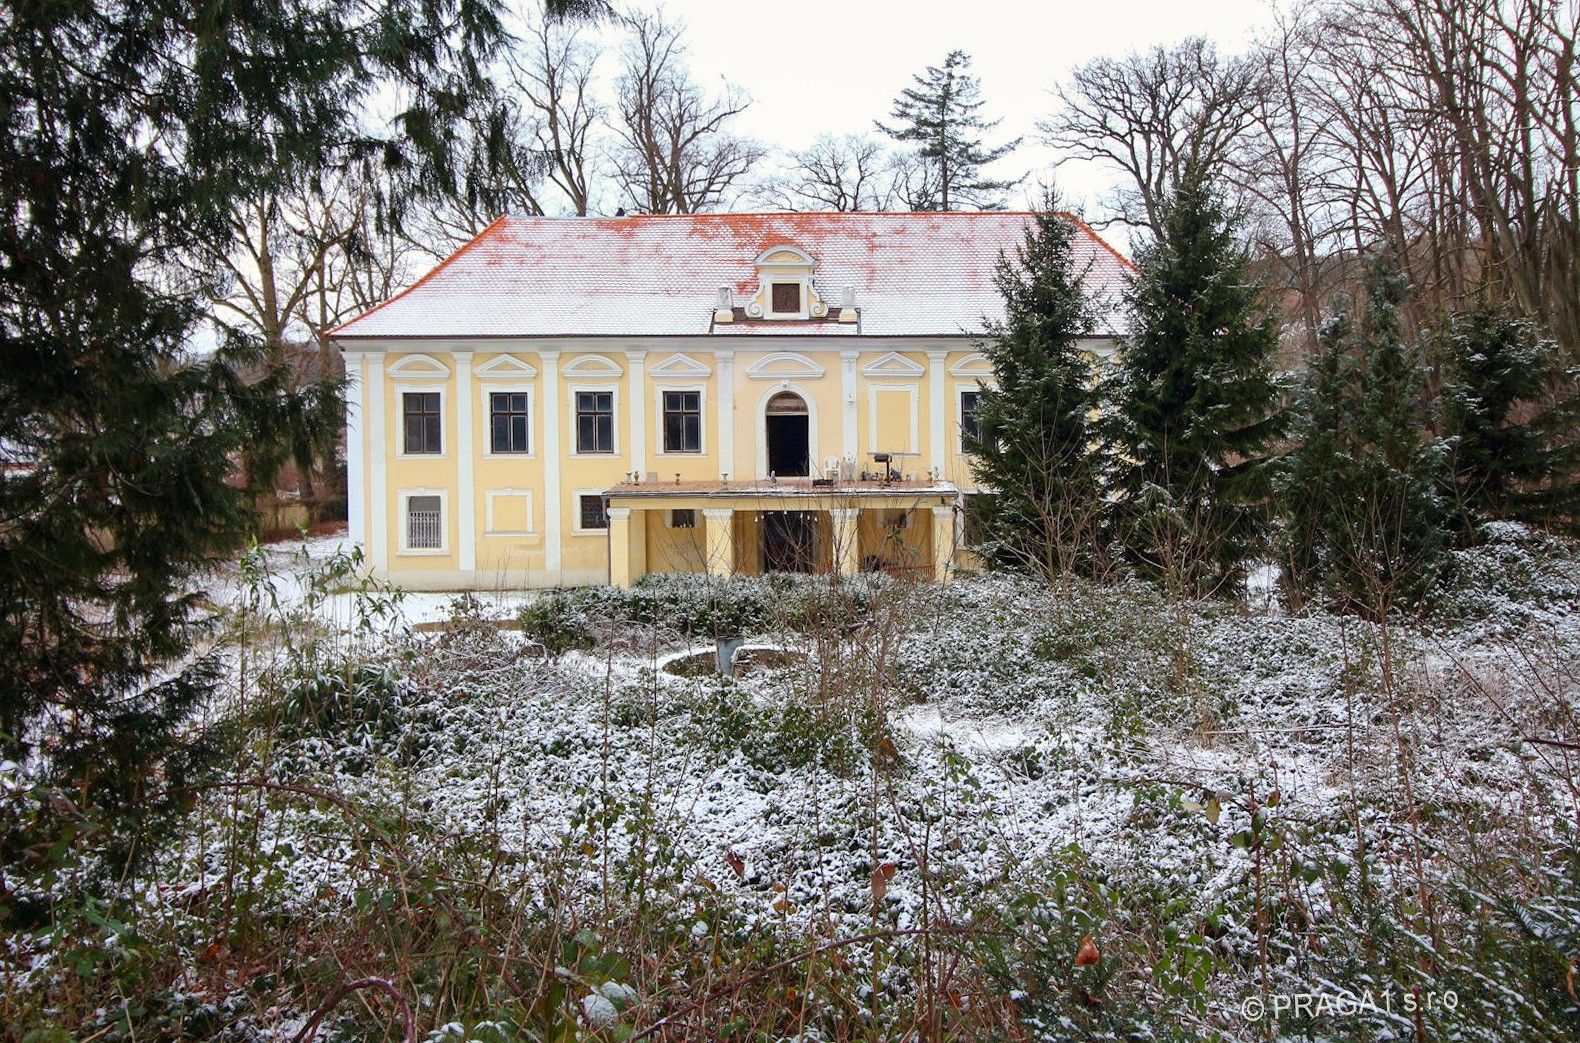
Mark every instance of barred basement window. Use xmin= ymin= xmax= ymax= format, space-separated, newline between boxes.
xmin=489 ymin=392 xmax=530 ymax=454
xmin=671 ymin=509 xmax=696 ymax=529
xmin=662 ymin=390 xmax=702 ymax=453
xmin=579 ymin=494 xmax=608 ymax=531
xmin=406 ymin=495 xmax=442 ymax=549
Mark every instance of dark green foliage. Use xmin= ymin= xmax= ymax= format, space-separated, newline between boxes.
xmin=1281 ymin=259 xmax=1447 ymax=614
xmin=1107 ymin=163 xmax=1286 ymax=596
xmin=0 ymin=1 xmax=507 ymax=815
xmin=967 ymin=204 xmax=1106 ymax=577
xmin=875 ymin=50 xmax=1021 ymax=211
xmin=1439 ymin=306 xmax=1580 ymax=537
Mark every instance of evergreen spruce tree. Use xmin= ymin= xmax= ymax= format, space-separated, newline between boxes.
xmin=0 ymin=0 xmax=508 ymax=815
xmin=1107 ymin=162 xmax=1286 ymax=596
xmin=1439 ymin=306 xmax=1580 ymax=537
xmin=1280 ymin=259 xmax=1447 ymax=616
xmin=967 ymin=203 xmax=1105 ymax=576
xmin=876 ymin=51 xmax=1021 ymax=211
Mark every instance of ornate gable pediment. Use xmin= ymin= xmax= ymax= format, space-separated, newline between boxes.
xmin=474 ymin=354 xmax=538 ymax=381
xmin=386 ymin=352 xmax=451 ymax=381
xmin=948 ymin=352 xmax=994 ymax=378
xmin=648 ymin=352 xmax=713 ymax=378
xmin=861 ymin=351 xmax=926 ymax=378
xmin=561 ymin=354 xmax=624 ymax=379
xmin=745 ymin=351 xmax=826 ymax=380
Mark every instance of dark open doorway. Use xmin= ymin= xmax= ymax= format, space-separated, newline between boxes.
xmin=761 ymin=511 xmax=817 ymax=573
xmin=765 ymin=391 xmax=810 ymax=477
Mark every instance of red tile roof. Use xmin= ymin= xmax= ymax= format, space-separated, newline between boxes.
xmin=333 ymin=212 xmax=1132 ymax=340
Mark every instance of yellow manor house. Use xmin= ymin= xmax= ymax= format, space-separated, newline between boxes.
xmin=332 ymin=212 xmax=1132 ymax=590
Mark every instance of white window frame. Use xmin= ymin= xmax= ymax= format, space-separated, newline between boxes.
xmin=568 ymin=384 xmax=620 ymax=457
xmin=484 ymin=488 xmax=535 ymax=536
xmin=572 ymin=489 xmax=610 ymax=535
xmin=655 ymin=384 xmax=707 ymax=456
xmin=395 ymin=385 xmax=447 ymax=460
xmin=766 ymin=278 xmax=810 ymax=319
xmin=480 ymin=385 xmax=536 ymax=459
xmin=958 ymin=386 xmax=984 ymax=453
xmin=398 ymin=487 xmax=449 ymax=555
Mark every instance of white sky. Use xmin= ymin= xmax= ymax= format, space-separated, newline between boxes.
xmin=628 ymin=0 xmax=1278 ymax=218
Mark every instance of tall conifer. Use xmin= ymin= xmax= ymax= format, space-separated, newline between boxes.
xmin=967 ymin=204 xmax=1105 ymax=576
xmin=1107 ymin=162 xmax=1285 ymax=596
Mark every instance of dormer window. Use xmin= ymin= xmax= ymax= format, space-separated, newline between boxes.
xmin=745 ymin=244 xmax=827 ymax=321
xmin=771 ymin=283 xmax=802 ymax=314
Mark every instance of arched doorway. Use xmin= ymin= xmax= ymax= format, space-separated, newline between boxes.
xmin=765 ymin=391 xmax=810 ymax=477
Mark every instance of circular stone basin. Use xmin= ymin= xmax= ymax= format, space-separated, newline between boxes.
xmin=661 ymin=644 xmax=809 ymax=678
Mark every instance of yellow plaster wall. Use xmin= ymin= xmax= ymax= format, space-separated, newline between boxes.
xmin=384 ymin=357 xmax=459 ymax=573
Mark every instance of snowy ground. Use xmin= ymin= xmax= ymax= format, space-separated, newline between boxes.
xmin=15 ymin=524 xmax=1576 ymax=1040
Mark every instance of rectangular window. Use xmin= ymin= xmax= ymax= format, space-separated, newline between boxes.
xmin=662 ymin=390 xmax=702 ymax=453
xmin=671 ymin=508 xmax=696 ymax=529
xmin=489 ymin=392 xmax=530 ymax=454
xmin=403 ymin=392 xmax=442 ymax=454
xmin=959 ymin=390 xmax=981 ymax=448
xmin=578 ymin=494 xmax=608 ymax=531
xmin=406 ymin=494 xmax=442 ymax=549
xmin=771 ymin=282 xmax=801 ymax=313
xmin=575 ymin=391 xmax=614 ymax=453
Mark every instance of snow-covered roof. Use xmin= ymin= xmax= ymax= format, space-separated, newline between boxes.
xmin=332 ymin=212 xmax=1133 ymax=341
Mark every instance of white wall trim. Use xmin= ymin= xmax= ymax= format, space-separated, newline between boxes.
xmin=541 ymin=351 xmax=562 ymax=572
xmin=745 ymin=351 xmax=826 ymax=380
xmin=626 ymin=350 xmax=647 ymax=475
xmin=474 ymin=354 xmax=538 ymax=381
xmin=716 ymin=351 xmax=736 ymax=478
xmin=366 ymin=355 xmax=388 ymax=570
xmin=484 ymin=488 xmax=535 ymax=535
xmin=649 ymin=352 xmax=712 ymax=378
xmin=562 ymin=353 xmax=625 ymax=379
xmin=841 ymin=349 xmax=858 ymax=464
xmin=949 ymin=351 xmax=994 ymax=378
xmin=386 ymin=352 xmax=451 ymax=380
xmin=927 ymin=350 xmax=947 ymax=474
xmin=861 ymin=350 xmax=926 ymax=378
xmin=343 ymin=353 xmax=366 ymax=549
xmin=868 ymin=383 xmax=919 ymax=457
xmin=454 ymin=352 xmax=476 ymax=572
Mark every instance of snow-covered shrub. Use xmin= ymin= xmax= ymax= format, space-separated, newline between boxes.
xmin=1434 ymin=521 xmax=1580 ymax=633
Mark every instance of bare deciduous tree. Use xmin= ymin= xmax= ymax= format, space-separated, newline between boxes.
xmin=611 ymin=11 xmax=763 ymax=214
xmin=757 ymin=135 xmax=899 ymax=212
xmin=1040 ymin=37 xmax=1267 ymax=238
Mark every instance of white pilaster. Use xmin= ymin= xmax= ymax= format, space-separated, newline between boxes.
xmin=365 ymin=353 xmax=388 ymax=571
xmin=541 ymin=351 xmax=562 ymax=573
xmin=455 ymin=351 xmax=476 ymax=574
xmin=626 ymin=349 xmax=647 ymax=476
xmin=343 ymin=352 xmax=366 ymax=549
xmin=927 ymin=349 xmax=948 ymax=475
xmin=841 ymin=349 xmax=859 ymax=466
xmin=716 ymin=350 xmax=735 ymax=478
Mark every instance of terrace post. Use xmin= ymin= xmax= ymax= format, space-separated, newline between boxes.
xmin=703 ymin=507 xmax=735 ymax=578
xmin=930 ymin=504 xmax=955 ymax=582
xmin=830 ymin=507 xmax=860 ymax=577
xmin=607 ymin=507 xmax=646 ymax=588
